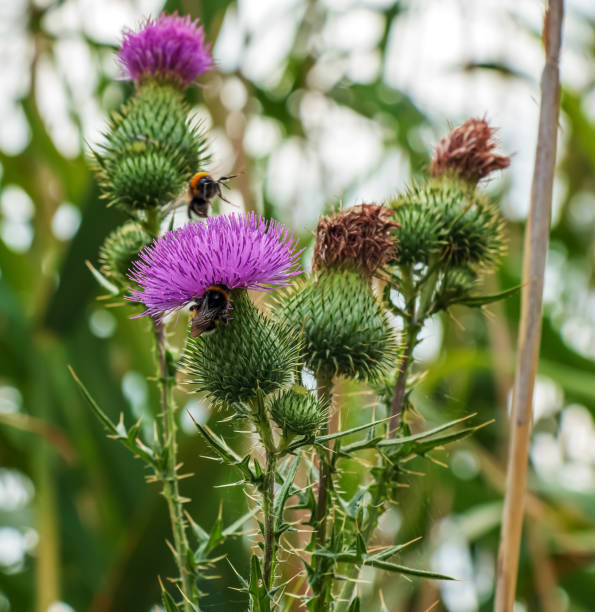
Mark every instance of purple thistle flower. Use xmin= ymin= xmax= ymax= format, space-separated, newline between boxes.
xmin=118 ymin=12 xmax=213 ymax=88
xmin=127 ymin=213 xmax=303 ymax=318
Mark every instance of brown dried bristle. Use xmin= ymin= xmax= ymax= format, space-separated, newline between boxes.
xmin=313 ymin=203 xmax=399 ymax=276
xmin=430 ymin=118 xmax=510 ymax=184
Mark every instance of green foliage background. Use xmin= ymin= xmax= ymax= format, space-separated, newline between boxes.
xmin=1 ymin=1 xmax=594 ymax=611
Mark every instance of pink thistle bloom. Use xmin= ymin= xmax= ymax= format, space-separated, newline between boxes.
xmin=127 ymin=213 xmax=303 ymax=318
xmin=118 ymin=13 xmax=213 ymax=88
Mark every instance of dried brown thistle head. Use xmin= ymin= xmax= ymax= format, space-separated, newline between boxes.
xmin=430 ymin=118 xmax=510 ymax=184
xmin=313 ymin=203 xmax=399 ymax=276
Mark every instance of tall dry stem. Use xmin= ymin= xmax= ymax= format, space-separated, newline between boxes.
xmin=495 ymin=1 xmax=563 ymax=610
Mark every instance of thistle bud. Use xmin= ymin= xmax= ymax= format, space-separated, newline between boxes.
xmin=93 ymin=83 xmax=208 ymax=214
xmin=184 ymin=291 xmax=301 ymax=407
xmin=99 ymin=222 xmax=152 ymax=288
xmin=276 ymin=269 xmax=397 ymax=381
xmin=392 ymin=179 xmax=506 ymax=270
xmin=269 ymin=386 xmax=326 ymax=437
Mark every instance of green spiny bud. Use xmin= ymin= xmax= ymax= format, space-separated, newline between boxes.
xmin=433 ymin=266 xmax=478 ymax=311
xmin=93 ymin=83 xmax=209 ymax=212
xmin=275 ymin=268 xmax=397 ymax=380
xmin=392 ymin=178 xmax=506 ymax=269
xmin=184 ymin=291 xmax=301 ymax=407
xmin=269 ymin=386 xmax=326 ymax=437
xmin=99 ymin=222 xmax=152 ymax=288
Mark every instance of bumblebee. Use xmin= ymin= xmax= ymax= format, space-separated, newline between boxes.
xmin=189 ymin=285 xmax=231 ymax=337
xmin=187 ymin=172 xmax=237 ymax=219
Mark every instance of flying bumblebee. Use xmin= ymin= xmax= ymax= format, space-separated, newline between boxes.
xmin=187 ymin=172 xmax=237 ymax=219
xmin=189 ymin=285 xmax=231 ymax=337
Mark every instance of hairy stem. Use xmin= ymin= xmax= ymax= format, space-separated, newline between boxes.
xmin=263 ymin=448 xmax=277 ymax=590
xmin=335 ymin=472 xmax=389 ymax=611
xmin=254 ymin=395 xmax=278 ymax=591
xmin=153 ymin=320 xmax=195 ymax=610
xmin=388 ymin=328 xmax=415 ymax=436
xmin=389 ymin=260 xmax=438 ymax=435
xmin=315 ymin=368 xmax=334 ymax=542
xmin=312 ymin=368 xmax=334 ymax=611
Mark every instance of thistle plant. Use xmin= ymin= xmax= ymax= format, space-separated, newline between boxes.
xmin=72 ymin=11 xmax=516 ymax=610
xmin=388 ymin=118 xmax=510 ymax=433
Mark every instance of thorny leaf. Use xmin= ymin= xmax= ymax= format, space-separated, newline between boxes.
xmin=69 ymin=366 xmax=154 ymax=465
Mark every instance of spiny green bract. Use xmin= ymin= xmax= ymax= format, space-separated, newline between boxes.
xmin=184 ymin=291 xmax=301 ymax=407
xmin=434 ymin=266 xmax=478 ymax=311
xmin=275 ymin=268 xmax=397 ymax=380
xmin=391 ymin=178 xmax=506 ymax=269
xmin=269 ymin=386 xmax=326 ymax=437
xmin=93 ymin=83 xmax=209 ymax=211
xmin=99 ymin=222 xmax=152 ymax=288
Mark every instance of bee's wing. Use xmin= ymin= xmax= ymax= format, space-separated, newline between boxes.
xmin=163 ymin=190 xmax=189 ymax=215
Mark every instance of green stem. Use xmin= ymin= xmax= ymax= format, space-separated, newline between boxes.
xmin=312 ymin=368 xmax=334 ymax=611
xmin=315 ymin=368 xmax=334 ymax=543
xmin=153 ymin=320 xmax=195 ymax=610
xmin=254 ymin=394 xmax=278 ymax=591
xmin=263 ymin=448 xmax=277 ymax=590
xmin=144 ymin=207 xmax=161 ymax=239
xmin=335 ymin=472 xmax=389 ymax=612
xmin=388 ymin=322 xmax=416 ymax=436
xmin=389 ymin=260 xmax=439 ymax=435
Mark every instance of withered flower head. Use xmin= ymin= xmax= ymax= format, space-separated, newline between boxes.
xmin=313 ymin=203 xmax=398 ymax=276
xmin=430 ymin=118 xmax=510 ymax=184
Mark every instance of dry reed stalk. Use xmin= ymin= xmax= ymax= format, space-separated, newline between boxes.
xmin=494 ymin=2 xmax=564 ymax=610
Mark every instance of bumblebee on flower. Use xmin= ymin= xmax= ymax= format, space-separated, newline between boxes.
xmin=127 ymin=212 xmax=302 ymax=318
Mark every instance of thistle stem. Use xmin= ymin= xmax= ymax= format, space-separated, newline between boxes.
xmin=315 ymin=368 xmax=334 ymax=542
xmin=254 ymin=395 xmax=278 ymax=591
xmin=263 ymin=448 xmax=277 ymax=590
xmin=335 ymin=472 xmax=389 ymax=611
xmin=388 ymin=327 xmax=415 ymax=436
xmin=389 ymin=260 xmax=438 ymax=435
xmin=152 ymin=320 xmax=195 ymax=610
xmin=388 ymin=297 xmax=418 ymax=436
xmin=313 ymin=368 xmax=334 ymax=610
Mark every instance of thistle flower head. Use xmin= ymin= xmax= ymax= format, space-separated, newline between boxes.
xmin=127 ymin=213 xmax=303 ymax=317
xmin=118 ymin=13 xmax=213 ymax=88
xmin=430 ymin=118 xmax=510 ymax=184
xmin=184 ymin=291 xmax=301 ymax=407
xmin=313 ymin=204 xmax=398 ymax=276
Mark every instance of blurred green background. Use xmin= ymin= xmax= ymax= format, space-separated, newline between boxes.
xmin=1 ymin=0 xmax=595 ymax=610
